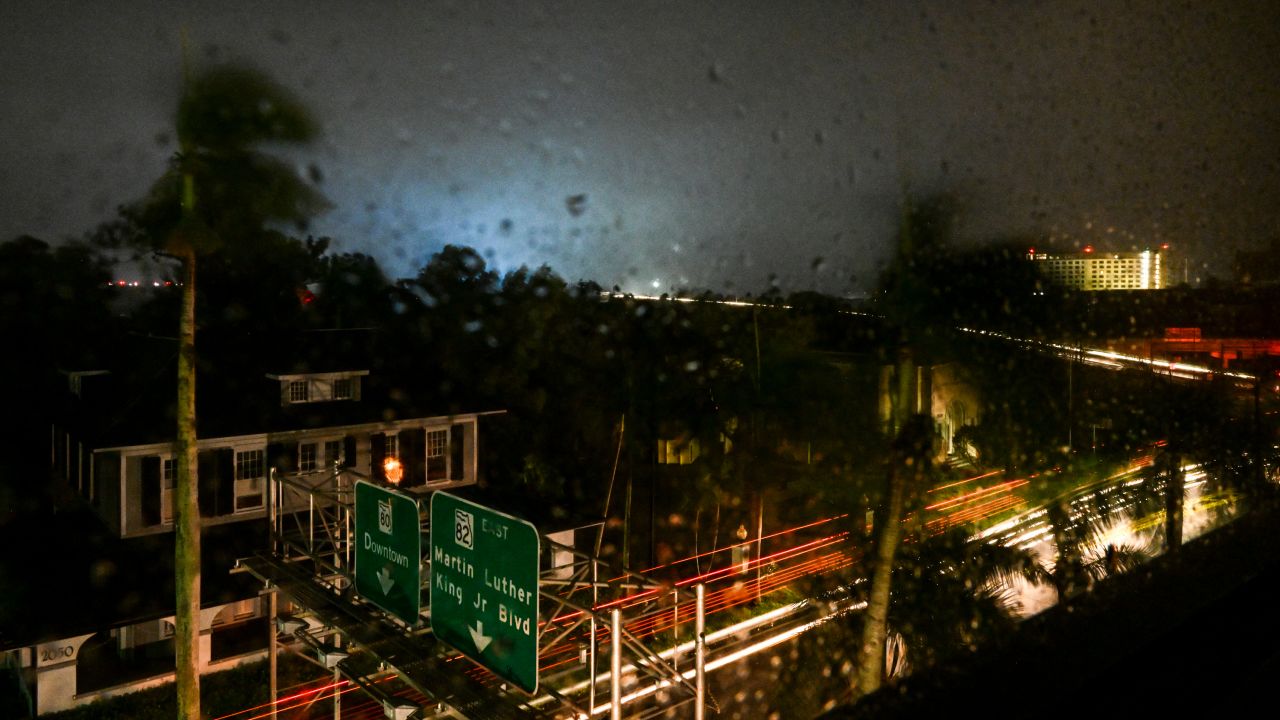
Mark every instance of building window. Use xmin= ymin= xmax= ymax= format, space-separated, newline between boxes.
xmin=427 ymin=429 xmax=448 ymax=480
xmin=324 ymin=440 xmax=342 ymax=468
xmin=658 ymin=437 xmax=700 ymax=465
xmin=234 ymin=449 xmax=265 ymax=510
xmin=288 ymin=381 xmax=309 ymax=403
xmin=298 ymin=443 xmax=318 ymax=473
xmin=333 ymin=377 xmax=353 ymax=400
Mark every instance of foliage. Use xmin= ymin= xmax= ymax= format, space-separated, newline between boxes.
xmin=886 ymin=529 xmax=1043 ymax=668
xmin=40 ymin=654 xmax=323 ymax=720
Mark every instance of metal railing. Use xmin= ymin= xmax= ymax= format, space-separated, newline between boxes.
xmin=249 ymin=464 xmax=709 ymax=719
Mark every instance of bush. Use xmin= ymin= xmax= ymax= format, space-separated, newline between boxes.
xmin=42 ymin=654 xmax=323 ymax=720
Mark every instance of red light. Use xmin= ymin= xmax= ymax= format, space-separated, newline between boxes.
xmin=1083 ymin=245 xmax=1093 ymax=254
xmin=1028 ymin=247 xmax=1035 ymax=255
xmin=1160 ymin=243 xmax=1169 ymax=250
xmin=116 ymin=280 xmax=127 ymax=287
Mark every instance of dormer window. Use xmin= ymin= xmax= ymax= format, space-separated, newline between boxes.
xmin=269 ymin=370 xmax=369 ymax=407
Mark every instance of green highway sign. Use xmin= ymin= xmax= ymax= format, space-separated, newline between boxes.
xmin=355 ymin=480 xmax=422 ymax=625
xmin=430 ymin=491 xmax=541 ymax=693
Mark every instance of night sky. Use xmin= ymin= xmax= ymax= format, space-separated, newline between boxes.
xmin=4 ymin=1 xmax=1279 ymax=294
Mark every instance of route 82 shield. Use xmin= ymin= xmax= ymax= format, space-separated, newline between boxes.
xmin=454 ymin=508 xmax=474 ymax=549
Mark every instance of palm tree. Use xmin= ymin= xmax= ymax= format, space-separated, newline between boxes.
xmin=769 ymin=525 xmax=1046 ymax=717
xmin=853 ymin=412 xmax=933 ymax=697
xmin=1044 ymin=489 xmax=1150 ymax=601
xmin=853 ymin=193 xmax=954 ymax=699
xmin=886 ymin=528 xmax=1048 ymax=672
xmin=1125 ymin=373 xmax=1246 ymax=559
xmin=132 ymin=63 xmax=324 ymax=720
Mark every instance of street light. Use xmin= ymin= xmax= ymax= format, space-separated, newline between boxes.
xmin=383 ymin=456 xmax=403 ymax=485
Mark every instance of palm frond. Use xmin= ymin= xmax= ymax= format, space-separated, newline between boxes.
xmin=1081 ymin=542 xmax=1149 ymax=583
xmin=178 ymin=65 xmax=318 ymax=150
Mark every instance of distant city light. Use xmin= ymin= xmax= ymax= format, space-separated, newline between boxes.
xmin=108 ymin=279 xmax=180 ymax=288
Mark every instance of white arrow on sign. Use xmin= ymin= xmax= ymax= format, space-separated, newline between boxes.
xmin=377 ymin=567 xmax=394 ymax=595
xmin=469 ymin=620 xmax=493 ymax=653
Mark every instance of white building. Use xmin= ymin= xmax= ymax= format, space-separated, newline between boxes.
xmin=14 ymin=352 xmax=496 ymax=715
xmin=1028 ymin=247 xmax=1163 ymax=291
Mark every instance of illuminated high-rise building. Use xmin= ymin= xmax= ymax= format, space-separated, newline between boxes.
xmin=1027 ymin=246 xmax=1163 ymax=291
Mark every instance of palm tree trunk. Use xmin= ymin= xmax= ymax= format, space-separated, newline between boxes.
xmin=854 ymin=463 xmax=906 ymax=699
xmin=174 ymin=249 xmax=201 ymax=720
xmin=856 ymin=344 xmax=918 ymax=699
xmin=1164 ymin=452 xmax=1184 ymax=553
xmin=711 ymin=502 xmax=721 ymax=570
xmin=1048 ymin=501 xmax=1079 ymax=599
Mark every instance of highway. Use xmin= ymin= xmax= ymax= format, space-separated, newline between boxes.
xmin=218 ymin=451 xmax=1242 ymax=719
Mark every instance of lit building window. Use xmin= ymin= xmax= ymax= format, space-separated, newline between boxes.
xmin=235 ymin=449 xmax=265 ymax=510
xmin=427 ymin=429 xmax=448 ymax=480
xmin=288 ymin=381 xmax=309 ymax=403
xmin=657 ymin=437 xmax=700 ymax=465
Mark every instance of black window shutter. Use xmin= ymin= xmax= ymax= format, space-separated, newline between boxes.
xmin=218 ymin=449 xmax=234 ymax=514
xmin=370 ymin=433 xmax=386 ymax=481
xmin=141 ymin=456 xmax=161 ymax=526
xmin=268 ymin=442 xmax=298 ymax=475
xmin=451 ymin=424 xmax=466 ymax=482
xmin=198 ymin=450 xmax=218 ymax=517
xmin=342 ymin=435 xmax=356 ymax=468
xmin=199 ymin=448 xmax=236 ymax=516
xmin=400 ymin=428 xmax=426 ymax=487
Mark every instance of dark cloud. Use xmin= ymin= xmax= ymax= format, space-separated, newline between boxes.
xmin=2 ymin=1 xmax=1278 ymax=293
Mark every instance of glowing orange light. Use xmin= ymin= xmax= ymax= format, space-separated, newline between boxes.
xmin=1083 ymin=245 xmax=1094 ymax=253
xmin=383 ymin=456 xmax=403 ymax=484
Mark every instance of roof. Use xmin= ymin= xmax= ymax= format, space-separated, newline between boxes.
xmin=60 ymin=329 xmax=500 ymax=449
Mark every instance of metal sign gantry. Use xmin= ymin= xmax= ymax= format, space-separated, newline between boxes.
xmin=237 ymin=465 xmax=710 ymax=719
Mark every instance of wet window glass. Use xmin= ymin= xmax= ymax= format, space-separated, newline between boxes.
xmin=2 ymin=3 xmax=1279 ymax=718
